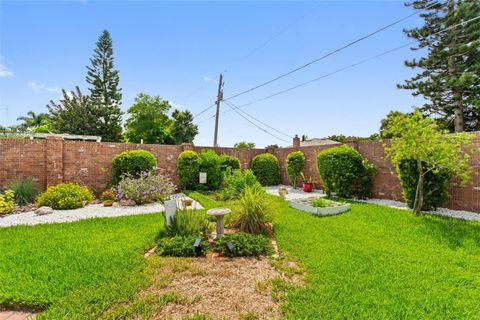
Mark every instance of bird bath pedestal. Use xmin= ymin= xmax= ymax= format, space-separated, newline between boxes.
xmin=207 ymin=208 xmax=231 ymax=239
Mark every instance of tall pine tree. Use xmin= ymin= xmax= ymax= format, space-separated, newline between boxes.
xmin=86 ymin=30 xmax=123 ymax=141
xmin=398 ymin=0 xmax=480 ymax=132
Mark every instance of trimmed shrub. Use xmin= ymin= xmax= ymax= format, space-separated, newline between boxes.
xmin=198 ymin=150 xmax=223 ymax=190
xmin=112 ymin=150 xmax=157 ymax=184
xmin=177 ymin=150 xmax=200 ymax=190
xmin=116 ymin=171 xmax=175 ymax=205
xmin=163 ymin=208 xmax=211 ymax=238
xmin=316 ymin=145 xmax=375 ymax=198
xmin=214 ymin=233 xmax=272 ymax=257
xmin=157 ymin=236 xmax=208 ymax=257
xmin=36 ymin=183 xmax=94 ymax=209
xmin=233 ymin=182 xmax=271 ymax=234
xmin=0 ymin=190 xmax=15 ymax=215
xmin=286 ymin=151 xmax=305 ymax=188
xmin=221 ymin=169 xmax=258 ymax=200
xmin=251 ymin=153 xmax=280 ymax=186
xmin=9 ymin=178 xmax=40 ymax=205
xmin=398 ymin=159 xmax=452 ymax=211
xmin=220 ymin=154 xmax=241 ymax=173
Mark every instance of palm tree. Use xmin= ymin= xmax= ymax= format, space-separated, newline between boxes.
xmin=17 ymin=111 xmax=50 ymax=131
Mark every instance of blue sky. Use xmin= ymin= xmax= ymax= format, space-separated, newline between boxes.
xmin=0 ymin=0 xmax=425 ymax=147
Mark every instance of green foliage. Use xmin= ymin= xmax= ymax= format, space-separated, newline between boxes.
xmin=198 ymin=150 xmax=223 ymax=190
xmin=251 ymin=153 xmax=280 ymax=186
xmin=384 ymin=110 xmax=474 ymax=212
xmin=31 ymin=124 xmax=53 ymax=133
xmin=234 ymin=141 xmax=255 ymax=149
xmin=112 ymin=149 xmax=157 ymax=184
xmin=312 ymin=198 xmax=331 ymax=208
xmin=156 ymin=236 xmax=208 ymax=257
xmin=171 ymin=109 xmax=199 ymax=144
xmin=316 ymin=145 xmax=375 ymax=198
xmin=100 ymin=189 xmax=115 ymax=202
xmin=9 ymin=178 xmax=40 ymax=205
xmin=398 ymin=159 xmax=452 ymax=211
xmin=214 ymin=233 xmax=272 ymax=257
xmin=36 ymin=183 xmax=94 ymax=210
xmin=326 ymin=134 xmax=380 ymax=142
xmin=124 ymin=93 xmax=174 ymax=144
xmin=116 ymin=171 xmax=175 ymax=205
xmin=219 ymin=154 xmax=241 ymax=173
xmin=234 ymin=183 xmax=271 ymax=234
xmin=0 ymin=189 xmax=15 ymax=215
xmin=163 ymin=208 xmax=211 ymax=238
xmin=221 ymin=169 xmax=258 ymax=200
xmin=380 ymin=110 xmax=411 ymax=138
xmin=286 ymin=151 xmax=305 ymax=188
xmin=86 ymin=29 xmax=123 ymax=142
xmin=177 ymin=150 xmax=201 ymax=190
xmin=265 ymin=144 xmax=280 ymax=149
xmin=16 ymin=111 xmax=50 ymax=131
xmin=0 ymin=213 xmax=162 ymax=316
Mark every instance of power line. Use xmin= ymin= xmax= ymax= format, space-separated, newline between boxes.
xmin=223 ymin=100 xmax=291 ymax=143
xmin=222 ymin=14 xmax=480 ymax=111
xmin=223 ymin=1 xmax=442 ymax=101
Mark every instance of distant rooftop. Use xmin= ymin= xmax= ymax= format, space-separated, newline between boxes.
xmin=287 ymin=138 xmax=341 ymax=148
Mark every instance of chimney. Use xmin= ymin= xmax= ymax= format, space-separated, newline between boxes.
xmin=293 ymin=134 xmax=300 ymax=149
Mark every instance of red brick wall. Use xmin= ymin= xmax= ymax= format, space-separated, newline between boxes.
xmin=1 ymin=134 xmax=479 ymax=212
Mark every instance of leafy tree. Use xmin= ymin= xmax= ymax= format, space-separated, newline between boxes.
xmin=380 ymin=111 xmax=412 ymax=138
xmin=301 ymin=134 xmax=308 ymax=142
xmin=170 ymin=109 xmax=198 ymax=144
xmin=265 ymin=144 xmax=280 ymax=149
xmin=384 ymin=110 xmax=474 ymax=214
xmin=86 ymin=30 xmax=123 ymax=141
xmin=16 ymin=111 xmax=50 ymax=131
xmin=286 ymin=151 xmax=305 ymax=188
xmin=234 ymin=141 xmax=255 ymax=149
xmin=47 ymin=86 xmax=100 ymax=136
xmin=398 ymin=0 xmax=480 ymax=132
xmin=326 ymin=134 xmax=380 ymax=142
xmin=124 ymin=93 xmax=174 ymax=144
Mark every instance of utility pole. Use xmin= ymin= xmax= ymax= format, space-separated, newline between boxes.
xmin=213 ymin=73 xmax=224 ymax=147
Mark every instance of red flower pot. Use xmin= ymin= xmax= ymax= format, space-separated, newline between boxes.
xmin=303 ymin=182 xmax=313 ymax=193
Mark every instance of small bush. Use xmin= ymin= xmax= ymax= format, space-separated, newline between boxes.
xmin=157 ymin=236 xmax=208 ymax=257
xmin=100 ymin=189 xmax=115 ymax=202
xmin=398 ymin=159 xmax=452 ymax=210
xmin=214 ymin=233 xmax=272 ymax=257
xmin=36 ymin=183 xmax=93 ymax=209
xmin=312 ymin=198 xmax=330 ymax=208
xmin=220 ymin=154 xmax=241 ymax=173
xmin=177 ymin=150 xmax=200 ymax=190
xmin=0 ymin=189 xmax=15 ymax=215
xmin=112 ymin=150 xmax=157 ymax=184
xmin=221 ymin=169 xmax=258 ymax=200
xmin=251 ymin=153 xmax=280 ymax=186
xmin=9 ymin=178 xmax=40 ymax=205
xmin=234 ymin=182 xmax=271 ymax=234
xmin=286 ymin=151 xmax=305 ymax=188
xmin=116 ymin=171 xmax=175 ymax=205
xmin=198 ymin=150 xmax=223 ymax=190
xmin=163 ymin=208 xmax=211 ymax=238
xmin=316 ymin=145 xmax=375 ymax=198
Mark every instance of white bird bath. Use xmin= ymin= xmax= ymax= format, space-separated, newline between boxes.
xmin=207 ymin=207 xmax=231 ymax=238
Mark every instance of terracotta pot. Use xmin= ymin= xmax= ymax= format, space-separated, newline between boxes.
xmin=182 ymin=199 xmax=193 ymax=206
xmin=303 ymin=183 xmax=313 ymax=193
xmin=103 ymin=201 xmax=114 ymax=207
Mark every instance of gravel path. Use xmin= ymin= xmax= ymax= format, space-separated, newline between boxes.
xmin=0 ymin=194 xmax=202 ymax=228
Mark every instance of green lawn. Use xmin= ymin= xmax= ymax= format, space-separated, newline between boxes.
xmin=0 ymin=213 xmax=163 ymax=319
xmin=1 ymin=194 xmax=479 ymax=319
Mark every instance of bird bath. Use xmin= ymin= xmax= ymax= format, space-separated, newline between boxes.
xmin=207 ymin=208 xmax=231 ymax=238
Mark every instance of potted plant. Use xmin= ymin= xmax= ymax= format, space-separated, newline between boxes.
xmin=100 ymin=189 xmax=115 ymax=207
xmin=300 ymin=173 xmax=314 ymax=193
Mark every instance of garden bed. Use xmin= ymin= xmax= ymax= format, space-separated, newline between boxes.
xmin=288 ymin=197 xmax=350 ymax=216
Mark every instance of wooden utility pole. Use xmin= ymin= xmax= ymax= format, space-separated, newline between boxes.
xmin=213 ymin=73 xmax=224 ymax=147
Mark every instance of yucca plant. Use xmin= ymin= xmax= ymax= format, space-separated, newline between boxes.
xmin=234 ymin=182 xmax=270 ymax=234
xmin=163 ymin=208 xmax=211 ymax=238
xmin=9 ymin=178 xmax=40 ymax=205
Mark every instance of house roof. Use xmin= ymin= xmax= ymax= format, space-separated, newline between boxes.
xmin=287 ymin=138 xmax=341 ymax=148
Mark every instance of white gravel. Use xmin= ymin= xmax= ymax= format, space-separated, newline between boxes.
xmin=0 ymin=194 xmax=203 ymax=228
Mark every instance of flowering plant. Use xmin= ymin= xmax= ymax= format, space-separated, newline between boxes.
xmin=100 ymin=189 xmax=115 ymax=202
xmin=115 ymin=171 xmax=175 ymax=205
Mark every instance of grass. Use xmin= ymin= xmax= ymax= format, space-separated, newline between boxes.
xmin=0 ymin=213 xmax=163 ymax=319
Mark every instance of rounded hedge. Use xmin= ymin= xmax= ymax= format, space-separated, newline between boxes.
xmin=198 ymin=150 xmax=223 ymax=190
xmin=177 ymin=150 xmax=200 ymax=190
xmin=220 ymin=154 xmax=241 ymax=173
xmin=112 ymin=150 xmax=157 ymax=184
xmin=316 ymin=145 xmax=375 ymax=198
xmin=251 ymin=153 xmax=280 ymax=186
xmin=36 ymin=183 xmax=94 ymax=209
xmin=286 ymin=151 xmax=305 ymax=188
xmin=398 ymin=159 xmax=451 ymax=211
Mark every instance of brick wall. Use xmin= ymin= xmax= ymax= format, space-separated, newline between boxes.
xmin=1 ymin=133 xmax=479 ymax=212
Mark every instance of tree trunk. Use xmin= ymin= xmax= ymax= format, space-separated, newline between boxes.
xmin=447 ymin=0 xmax=464 ymax=132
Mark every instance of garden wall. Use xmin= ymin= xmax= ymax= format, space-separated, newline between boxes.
xmin=1 ymin=132 xmax=479 ymax=212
